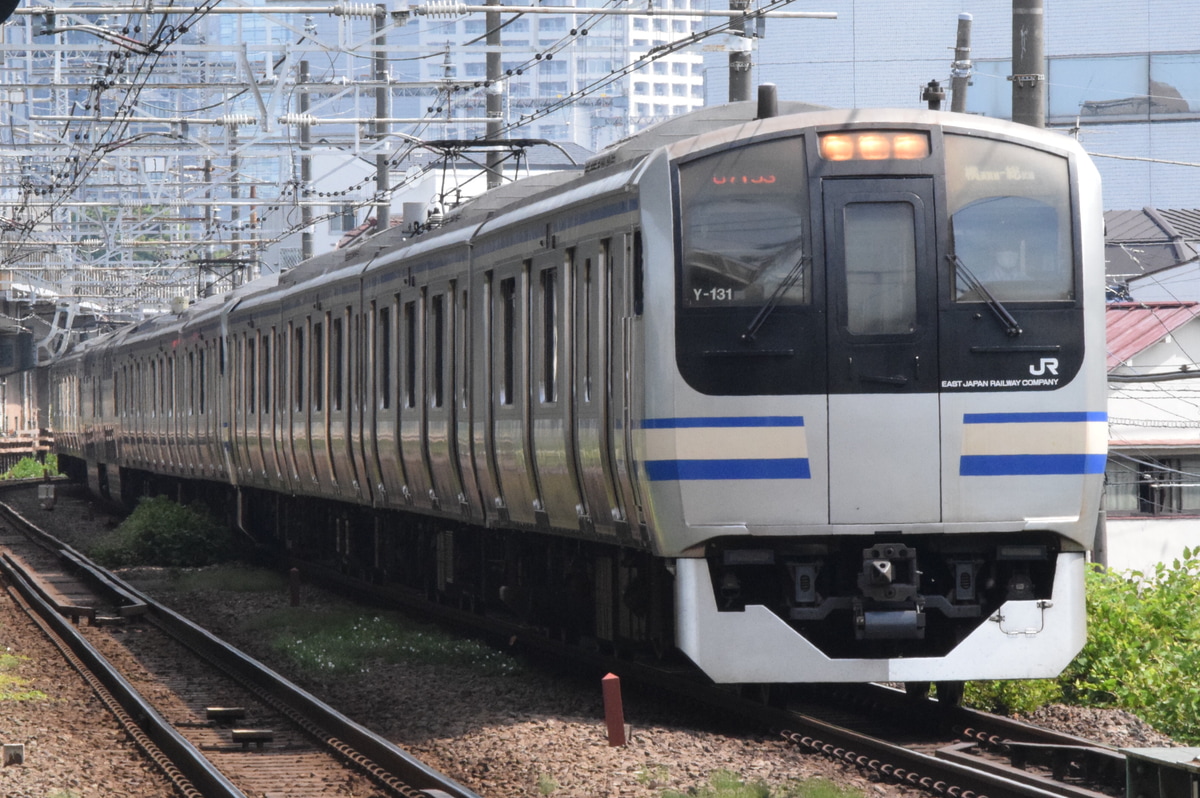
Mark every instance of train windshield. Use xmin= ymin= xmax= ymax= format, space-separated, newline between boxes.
xmin=677 ymin=137 xmax=810 ymax=308
xmin=945 ymin=135 xmax=1074 ymax=302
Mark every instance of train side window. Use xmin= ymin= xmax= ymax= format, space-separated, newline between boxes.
xmin=459 ymin=288 xmax=469 ymax=411
xmin=313 ymin=320 xmax=325 ymax=413
xmin=499 ymin=276 xmax=516 ymax=406
xmin=676 ymin=136 xmax=809 ymax=309
xmin=261 ymin=334 xmax=272 ymax=414
xmin=403 ymin=300 xmax=417 ymax=409
xmin=188 ymin=351 xmax=196 ymax=416
xmin=843 ymin=201 xmax=918 ymax=335
xmin=332 ymin=314 xmax=344 ymax=413
xmin=583 ymin=254 xmax=593 ymax=404
xmin=539 ymin=266 xmax=559 ymax=404
xmin=632 ymin=231 xmax=644 ymax=316
xmin=945 ymin=134 xmax=1074 ymax=302
xmin=294 ymin=326 xmax=306 ymax=412
xmin=378 ymin=304 xmax=392 ymax=410
xmin=199 ymin=348 xmax=206 ymax=415
xmin=247 ymin=338 xmax=256 ymax=413
xmin=430 ymin=292 xmax=445 ymax=409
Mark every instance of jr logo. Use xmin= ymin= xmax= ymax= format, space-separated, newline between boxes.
xmin=1030 ymin=357 xmax=1059 ymax=376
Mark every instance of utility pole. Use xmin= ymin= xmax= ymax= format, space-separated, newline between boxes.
xmin=728 ymin=0 xmax=751 ymax=102
xmin=300 ymin=60 xmax=313 ymax=261
xmin=374 ymin=4 xmax=391 ymax=230
xmin=950 ymin=12 xmax=972 ymax=113
xmin=485 ymin=0 xmax=503 ymax=189
xmin=1010 ymin=0 xmax=1045 ymax=127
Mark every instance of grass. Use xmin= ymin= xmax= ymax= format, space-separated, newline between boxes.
xmin=239 ymin=607 xmax=523 ymax=677
xmin=166 ymin=564 xmax=289 ymax=593
xmin=0 ymin=653 xmax=48 ymax=701
xmin=659 ymin=771 xmax=863 ymax=798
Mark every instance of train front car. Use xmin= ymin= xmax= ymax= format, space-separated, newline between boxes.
xmin=637 ymin=109 xmax=1105 ymax=685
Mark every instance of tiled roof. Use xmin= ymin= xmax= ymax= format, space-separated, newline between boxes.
xmin=1106 ymin=301 xmax=1200 ymax=370
xmin=1105 ymin=208 xmax=1198 ymax=280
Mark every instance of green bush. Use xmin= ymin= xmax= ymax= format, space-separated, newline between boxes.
xmin=88 ymin=495 xmax=236 ymax=568
xmin=968 ymin=550 xmax=1200 ymax=742
xmin=1057 ymin=553 xmax=1200 ymax=742
xmin=2 ymin=454 xmax=57 ymax=480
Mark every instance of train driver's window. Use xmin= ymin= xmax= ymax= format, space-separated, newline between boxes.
xmin=677 ymin=137 xmax=809 ymax=308
xmin=945 ymin=134 xmax=1074 ymax=303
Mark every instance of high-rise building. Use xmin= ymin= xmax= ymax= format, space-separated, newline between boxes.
xmin=412 ymin=0 xmax=706 ymax=151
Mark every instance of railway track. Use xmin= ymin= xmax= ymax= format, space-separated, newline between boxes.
xmin=0 ymin=481 xmax=1155 ymax=798
xmin=0 ymin=484 xmax=482 ymax=798
xmin=297 ymin=549 xmax=1137 ymax=798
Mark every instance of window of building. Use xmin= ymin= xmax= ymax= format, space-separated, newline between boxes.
xmin=1106 ymin=456 xmax=1200 ymax=516
xmin=329 ymin=204 xmax=356 ymax=234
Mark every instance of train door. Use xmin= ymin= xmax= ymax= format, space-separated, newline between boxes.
xmin=573 ymin=242 xmax=610 ymax=534
xmin=607 ymin=231 xmax=644 ymax=536
xmin=454 ymin=284 xmax=482 ymax=521
xmin=348 ymin=307 xmax=371 ymax=503
xmin=822 ymin=177 xmax=942 ymax=524
xmin=530 ymin=253 xmax=587 ymax=529
xmin=425 ymin=282 xmax=466 ymax=513
xmin=490 ymin=265 xmax=539 ymax=526
xmin=398 ymin=294 xmax=434 ymax=509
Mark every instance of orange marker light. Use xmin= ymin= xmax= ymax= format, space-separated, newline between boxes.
xmin=857 ymin=133 xmax=891 ymax=160
xmin=819 ymin=130 xmax=930 ymax=161
xmin=892 ymin=133 xmax=930 ymax=160
xmin=820 ymin=134 xmax=855 ymax=161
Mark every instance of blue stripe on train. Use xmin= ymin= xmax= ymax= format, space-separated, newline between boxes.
xmin=645 ymin=458 xmax=811 ymax=481
xmin=641 ymin=416 xmax=805 ymax=429
xmin=960 ymin=453 xmax=1107 ymax=476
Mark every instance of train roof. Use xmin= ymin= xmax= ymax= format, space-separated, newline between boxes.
xmin=583 ymin=99 xmax=827 ymax=173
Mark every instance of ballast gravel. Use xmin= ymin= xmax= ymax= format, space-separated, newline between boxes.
xmin=0 ymin=483 xmax=1178 ymax=798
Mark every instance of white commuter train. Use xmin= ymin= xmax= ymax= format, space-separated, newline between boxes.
xmin=51 ymin=95 xmax=1107 ymax=689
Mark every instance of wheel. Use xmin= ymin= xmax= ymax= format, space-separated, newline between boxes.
xmin=934 ymin=681 xmax=964 ymax=706
xmin=904 ymin=681 xmax=931 ymax=701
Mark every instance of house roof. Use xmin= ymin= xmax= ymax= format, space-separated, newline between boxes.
xmin=1105 ymin=208 xmax=1199 ymax=281
xmin=1106 ymin=301 xmax=1200 ymax=369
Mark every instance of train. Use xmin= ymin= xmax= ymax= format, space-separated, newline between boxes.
xmin=49 ymin=91 xmax=1107 ymax=693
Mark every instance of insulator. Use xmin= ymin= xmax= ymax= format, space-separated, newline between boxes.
xmin=419 ymin=0 xmax=468 ymax=18
xmin=332 ymin=3 xmax=382 ymax=18
xmin=279 ymin=114 xmax=317 ymax=127
xmin=215 ymin=114 xmax=256 ymax=127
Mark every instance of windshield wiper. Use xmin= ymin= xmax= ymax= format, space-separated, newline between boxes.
xmin=741 ymin=254 xmax=810 ymax=342
xmin=948 ymin=253 xmax=1023 ymax=337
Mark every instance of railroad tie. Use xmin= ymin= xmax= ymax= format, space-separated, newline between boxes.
xmin=231 ymin=729 xmax=274 ymax=750
xmin=205 ymin=706 xmax=247 ymax=723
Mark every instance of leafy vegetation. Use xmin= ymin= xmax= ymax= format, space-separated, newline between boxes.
xmin=87 ymin=495 xmax=236 ymax=568
xmin=1 ymin=454 xmax=58 ymax=480
xmin=660 ymin=771 xmax=861 ymax=798
xmin=967 ymin=549 xmax=1200 ymax=743
xmin=240 ymin=608 xmax=522 ymax=677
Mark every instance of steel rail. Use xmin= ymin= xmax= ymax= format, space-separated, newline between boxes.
xmin=0 ymin=498 xmax=486 ymax=798
xmin=0 ymin=553 xmax=247 ymax=798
